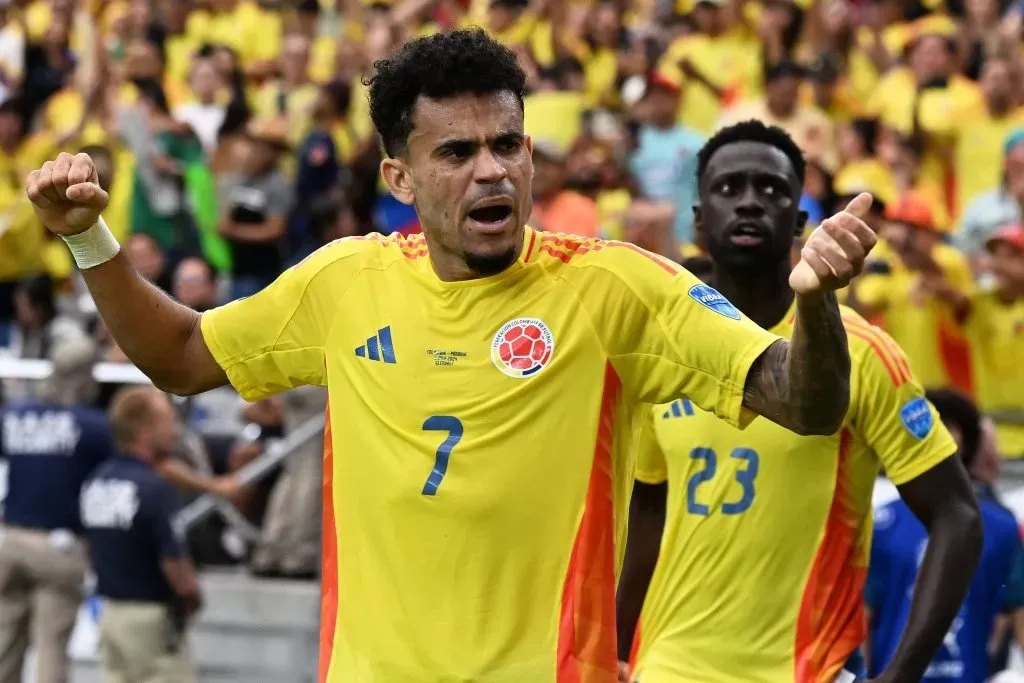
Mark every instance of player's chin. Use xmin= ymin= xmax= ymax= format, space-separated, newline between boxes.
xmin=717 ymin=245 xmax=777 ymax=270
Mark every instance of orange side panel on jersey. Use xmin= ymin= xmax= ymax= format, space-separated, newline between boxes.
xmin=794 ymin=429 xmax=867 ymax=683
xmin=557 ymin=363 xmax=621 ymax=683
xmin=319 ymin=404 xmax=337 ymax=683
xmin=937 ymin=318 xmax=974 ymax=397
xmin=605 ymin=242 xmax=681 ymax=275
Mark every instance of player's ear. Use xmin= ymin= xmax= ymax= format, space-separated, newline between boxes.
xmin=794 ymin=210 xmax=809 ymax=238
xmin=381 ymin=157 xmax=415 ymax=206
xmin=525 ymin=135 xmax=535 ymax=177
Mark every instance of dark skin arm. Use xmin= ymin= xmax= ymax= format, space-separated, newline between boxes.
xmin=616 ymin=482 xmax=667 ymax=665
xmin=742 ymin=291 xmax=851 ymax=436
xmin=868 ymin=456 xmax=981 ymax=683
xmin=742 ymin=194 xmax=876 ymax=437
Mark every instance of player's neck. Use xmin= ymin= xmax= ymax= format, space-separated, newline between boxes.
xmin=424 ymin=232 xmax=523 ymax=282
xmin=709 ymin=264 xmax=795 ymax=330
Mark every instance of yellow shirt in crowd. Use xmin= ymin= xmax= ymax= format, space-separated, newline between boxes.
xmin=953 ymin=104 xmax=1024 ymax=217
xmin=868 ymin=69 xmax=984 ymax=198
xmin=856 ymin=243 xmax=975 ymax=394
xmin=658 ymin=30 xmax=763 ymax=135
xmin=963 ymin=288 xmax=1024 ymax=457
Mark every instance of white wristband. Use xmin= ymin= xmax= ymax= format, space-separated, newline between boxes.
xmin=61 ymin=216 xmax=121 ymax=270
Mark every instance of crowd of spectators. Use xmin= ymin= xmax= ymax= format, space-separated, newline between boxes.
xmin=0 ymin=0 xmax=1023 ymax=572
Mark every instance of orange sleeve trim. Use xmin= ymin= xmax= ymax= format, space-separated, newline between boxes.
xmin=536 ymin=234 xmax=681 ymax=275
xmin=842 ymin=317 xmax=910 ymax=387
xmin=844 ymin=325 xmax=906 ymax=387
xmin=523 ymin=228 xmax=538 ymax=263
xmin=605 ymin=241 xmax=682 ymax=275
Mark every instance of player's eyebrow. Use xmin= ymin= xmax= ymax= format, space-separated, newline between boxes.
xmin=431 ymin=131 xmax=525 ymax=158
xmin=710 ymin=167 xmax=793 ymax=190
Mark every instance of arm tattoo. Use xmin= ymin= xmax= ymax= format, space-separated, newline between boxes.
xmin=742 ymin=292 xmax=851 ymax=435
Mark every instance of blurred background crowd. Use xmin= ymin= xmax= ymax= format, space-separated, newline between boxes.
xmin=1 ymin=0 xmax=1024 ymax=677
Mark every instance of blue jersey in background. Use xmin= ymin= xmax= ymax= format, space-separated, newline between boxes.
xmin=867 ymin=490 xmax=1023 ymax=683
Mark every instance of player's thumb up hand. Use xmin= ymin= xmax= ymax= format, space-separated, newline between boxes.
xmin=790 ymin=192 xmax=875 ymax=296
xmin=842 ymin=192 xmax=874 ymax=219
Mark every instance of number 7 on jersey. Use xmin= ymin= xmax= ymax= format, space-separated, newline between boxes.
xmin=422 ymin=416 xmax=464 ymax=495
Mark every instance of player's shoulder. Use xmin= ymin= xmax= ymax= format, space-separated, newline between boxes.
xmin=840 ymin=305 xmax=913 ymax=387
xmin=531 ymin=231 xmax=683 ymax=280
xmin=293 ymin=232 xmax=427 ymax=279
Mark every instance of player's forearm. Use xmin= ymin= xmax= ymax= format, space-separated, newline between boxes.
xmin=880 ymin=497 xmax=981 ymax=682
xmin=616 ymin=531 xmax=660 ymax=661
xmin=743 ymin=292 xmax=850 ymax=436
xmin=81 ymin=251 xmax=222 ymax=395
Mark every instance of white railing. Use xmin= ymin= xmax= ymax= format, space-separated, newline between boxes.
xmin=0 ymin=358 xmax=151 ymax=384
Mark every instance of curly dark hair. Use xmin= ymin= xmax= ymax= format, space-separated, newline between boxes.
xmin=365 ymin=28 xmax=527 ymax=157
xmin=696 ymin=119 xmax=806 ymax=187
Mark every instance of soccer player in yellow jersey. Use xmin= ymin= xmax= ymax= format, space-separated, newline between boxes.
xmin=617 ymin=122 xmax=983 ymax=683
xmin=29 ymin=31 xmax=879 ymax=683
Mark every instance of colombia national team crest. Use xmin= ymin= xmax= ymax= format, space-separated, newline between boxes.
xmin=491 ymin=318 xmax=555 ymax=378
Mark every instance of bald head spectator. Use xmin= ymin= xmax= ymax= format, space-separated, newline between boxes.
xmin=0 ymin=337 xmax=115 ymax=683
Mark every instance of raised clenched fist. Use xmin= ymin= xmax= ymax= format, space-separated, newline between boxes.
xmin=789 ymin=192 xmax=877 ymax=296
xmin=26 ymin=152 xmax=110 ymax=237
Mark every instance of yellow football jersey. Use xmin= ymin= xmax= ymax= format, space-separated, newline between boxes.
xmin=200 ymin=227 xmax=779 ymax=682
xmin=630 ymin=306 xmax=956 ymax=683
xmin=962 ymin=288 xmax=1024 ymax=458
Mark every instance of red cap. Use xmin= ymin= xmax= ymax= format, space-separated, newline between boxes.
xmin=884 ymin=193 xmax=935 ymax=231
xmin=986 ymin=225 xmax=1024 ymax=252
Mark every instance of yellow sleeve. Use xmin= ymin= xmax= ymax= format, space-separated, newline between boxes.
xmin=563 ymin=245 xmax=781 ymax=429
xmin=852 ymin=272 xmax=892 ymax=310
xmin=850 ymin=332 xmax=957 ymax=485
xmin=199 ymin=239 xmax=370 ymax=402
xmin=635 ymin=407 xmax=668 ymax=485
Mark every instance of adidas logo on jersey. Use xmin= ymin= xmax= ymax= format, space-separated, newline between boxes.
xmin=355 ymin=326 xmax=397 ymax=364
xmin=661 ymin=399 xmax=695 ymax=419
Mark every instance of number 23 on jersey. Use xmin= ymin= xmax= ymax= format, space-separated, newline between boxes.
xmin=687 ymin=447 xmax=760 ymax=516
